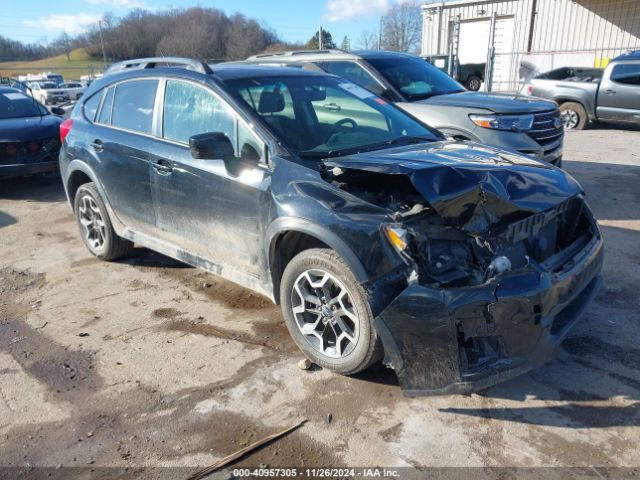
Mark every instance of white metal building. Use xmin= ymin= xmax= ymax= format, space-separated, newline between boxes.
xmin=421 ymin=0 xmax=640 ymax=90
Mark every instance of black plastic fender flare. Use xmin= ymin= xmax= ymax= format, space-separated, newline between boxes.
xmin=266 ymin=216 xmax=370 ymax=287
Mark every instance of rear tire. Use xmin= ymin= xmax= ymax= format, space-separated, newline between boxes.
xmin=280 ymin=248 xmax=382 ymax=375
xmin=466 ymin=75 xmax=482 ymax=91
xmin=559 ymin=102 xmax=588 ymax=130
xmin=73 ymin=182 xmax=133 ymax=261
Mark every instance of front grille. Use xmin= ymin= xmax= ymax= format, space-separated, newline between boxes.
xmin=0 ymin=137 xmax=60 ymax=166
xmin=527 ymin=109 xmax=564 ymax=147
xmin=501 ymin=196 xmax=594 ymax=265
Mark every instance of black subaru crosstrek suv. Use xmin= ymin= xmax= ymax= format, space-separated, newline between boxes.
xmin=59 ymin=57 xmax=603 ymax=395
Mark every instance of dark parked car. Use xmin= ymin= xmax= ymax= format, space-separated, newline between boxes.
xmin=60 ymin=58 xmax=603 ymax=395
xmin=0 ymin=87 xmax=64 ymax=178
xmin=422 ymin=55 xmax=485 ymax=91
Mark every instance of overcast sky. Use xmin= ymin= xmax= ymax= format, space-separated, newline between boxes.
xmin=1 ymin=0 xmax=410 ymax=46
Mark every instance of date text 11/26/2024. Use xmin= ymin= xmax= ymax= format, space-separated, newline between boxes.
xmin=232 ymin=468 xmax=400 ymax=478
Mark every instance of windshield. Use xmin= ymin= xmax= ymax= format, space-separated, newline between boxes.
xmin=225 ymin=75 xmax=440 ymax=158
xmin=42 ymin=82 xmax=58 ymax=90
xmin=366 ymin=56 xmax=465 ymax=101
xmin=0 ymin=91 xmax=47 ymax=119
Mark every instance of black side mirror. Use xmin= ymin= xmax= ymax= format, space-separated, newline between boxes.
xmin=189 ymin=132 xmax=260 ymax=177
xmin=51 ymin=107 xmax=65 ymax=116
xmin=189 ymin=132 xmax=234 ymax=160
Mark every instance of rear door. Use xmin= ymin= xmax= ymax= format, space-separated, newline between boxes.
xmin=90 ymin=79 xmax=158 ymax=234
xmin=597 ymin=61 xmax=640 ymax=124
xmin=147 ymin=78 xmax=271 ymax=278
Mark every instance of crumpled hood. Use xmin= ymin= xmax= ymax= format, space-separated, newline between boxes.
xmin=0 ymin=114 xmax=62 ymax=142
xmin=415 ymin=91 xmax=556 ymax=114
xmin=324 ymin=141 xmax=583 ymax=235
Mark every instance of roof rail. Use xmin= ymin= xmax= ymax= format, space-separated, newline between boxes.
xmin=248 ymin=49 xmax=345 ymax=60
xmin=105 ymin=57 xmax=213 ymax=76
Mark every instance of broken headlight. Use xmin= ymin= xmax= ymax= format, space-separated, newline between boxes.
xmin=383 ymin=224 xmax=410 ymax=254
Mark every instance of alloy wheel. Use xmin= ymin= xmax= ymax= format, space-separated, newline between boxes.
xmin=290 ymin=269 xmax=360 ymax=358
xmin=561 ymin=108 xmax=579 ymax=129
xmin=78 ymin=195 xmax=106 ymax=251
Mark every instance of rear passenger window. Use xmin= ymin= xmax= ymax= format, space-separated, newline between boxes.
xmin=111 ymin=80 xmax=158 ymax=134
xmin=83 ymin=91 xmax=102 ymax=122
xmin=97 ymin=87 xmax=114 ymax=125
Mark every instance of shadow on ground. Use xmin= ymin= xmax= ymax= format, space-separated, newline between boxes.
xmin=0 ymin=173 xmax=66 ymax=203
xmin=585 ymin=122 xmax=640 ymax=132
xmin=0 ymin=210 xmax=17 ymax=228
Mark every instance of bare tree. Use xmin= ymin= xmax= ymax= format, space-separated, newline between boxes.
xmin=56 ymin=32 xmax=72 ymax=60
xmin=357 ymin=29 xmax=378 ymax=50
xmin=381 ymin=1 xmax=422 ymax=53
xmin=226 ymin=14 xmax=278 ymax=60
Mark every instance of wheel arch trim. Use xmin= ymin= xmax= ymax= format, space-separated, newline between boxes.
xmin=65 ymin=160 xmax=125 ymax=234
xmin=266 ymin=217 xmax=369 ymax=285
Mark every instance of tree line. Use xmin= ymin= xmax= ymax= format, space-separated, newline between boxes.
xmin=82 ymin=8 xmax=282 ymax=62
xmin=0 ymin=36 xmax=66 ymax=62
xmin=2 ymin=2 xmax=422 ymax=64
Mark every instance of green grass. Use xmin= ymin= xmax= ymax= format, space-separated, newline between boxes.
xmin=0 ymin=49 xmax=106 ymax=81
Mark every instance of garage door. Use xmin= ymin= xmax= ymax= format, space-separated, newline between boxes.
xmin=458 ymin=16 xmax=515 ymax=90
xmin=458 ymin=19 xmax=491 ymax=64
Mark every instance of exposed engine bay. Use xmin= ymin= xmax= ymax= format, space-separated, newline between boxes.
xmin=323 ymin=165 xmax=596 ymax=289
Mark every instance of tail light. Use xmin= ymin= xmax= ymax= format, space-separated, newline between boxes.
xmin=60 ymin=118 xmax=73 ymax=144
xmin=523 ymin=84 xmax=534 ymax=96
xmin=4 ymin=143 xmax=17 ymax=156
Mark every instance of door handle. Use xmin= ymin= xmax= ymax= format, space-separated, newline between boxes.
xmin=323 ymin=102 xmax=341 ymax=111
xmin=605 ymin=89 xmax=617 ymax=95
xmin=89 ymin=139 xmax=104 ymax=152
xmin=152 ymin=159 xmax=173 ymax=175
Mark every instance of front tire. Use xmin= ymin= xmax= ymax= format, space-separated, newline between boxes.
xmin=74 ymin=182 xmax=133 ymax=261
xmin=559 ymin=102 xmax=588 ymax=130
xmin=280 ymin=248 xmax=381 ymax=375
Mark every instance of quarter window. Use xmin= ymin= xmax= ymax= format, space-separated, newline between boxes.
xmin=97 ymin=87 xmax=114 ymax=125
xmin=83 ymin=91 xmax=102 ymax=122
xmin=111 ymin=80 xmax=158 ymax=134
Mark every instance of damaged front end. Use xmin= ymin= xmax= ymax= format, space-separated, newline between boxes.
xmin=323 ymin=142 xmax=604 ymax=395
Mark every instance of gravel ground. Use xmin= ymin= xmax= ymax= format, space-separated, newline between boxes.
xmin=1 ymin=126 xmax=639 ymax=479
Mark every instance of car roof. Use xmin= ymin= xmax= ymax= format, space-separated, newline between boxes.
xmin=0 ymin=86 xmax=22 ymax=94
xmin=245 ymin=49 xmax=416 ymax=64
xmin=213 ymin=63 xmax=328 ymax=80
xmin=99 ymin=61 xmax=329 ymax=84
xmin=612 ymin=50 xmax=640 ymax=62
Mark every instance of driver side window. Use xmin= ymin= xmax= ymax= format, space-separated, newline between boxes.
xmin=163 ymin=80 xmax=234 ymax=145
xmin=163 ymin=80 xmax=264 ymax=161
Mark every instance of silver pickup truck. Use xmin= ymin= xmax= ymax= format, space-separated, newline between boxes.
xmin=522 ymin=50 xmax=640 ymax=130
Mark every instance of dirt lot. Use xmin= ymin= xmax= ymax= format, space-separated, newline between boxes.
xmin=1 ymin=126 xmax=640 ymax=479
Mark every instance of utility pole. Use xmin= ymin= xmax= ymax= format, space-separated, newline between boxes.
xmin=318 ymin=25 xmax=323 ymax=50
xmin=98 ymin=20 xmax=107 ymax=69
xmin=378 ymin=17 xmax=383 ymax=50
